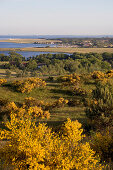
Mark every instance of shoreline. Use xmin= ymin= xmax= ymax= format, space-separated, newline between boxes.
xmin=0 ymin=38 xmax=61 ymax=44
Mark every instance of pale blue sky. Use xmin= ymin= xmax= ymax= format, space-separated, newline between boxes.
xmin=0 ymin=0 xmax=113 ymax=35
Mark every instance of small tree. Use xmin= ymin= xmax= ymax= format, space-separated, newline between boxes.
xmin=86 ymin=82 xmax=113 ymax=129
xmin=27 ymin=60 xmax=37 ymax=70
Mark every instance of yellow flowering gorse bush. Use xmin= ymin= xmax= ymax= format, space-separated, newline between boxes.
xmin=24 ymin=97 xmax=68 ymax=110
xmin=0 ymin=99 xmax=50 ymax=120
xmin=73 ymin=86 xmax=87 ymax=96
xmin=0 ymin=113 xmax=102 ymax=170
xmin=45 ymin=97 xmax=68 ymax=109
xmin=91 ymin=71 xmax=105 ymax=80
xmin=12 ymin=78 xmax=46 ymax=93
xmin=0 ymin=97 xmax=69 ymax=120
xmin=91 ymin=70 xmax=113 ymax=82
xmin=0 ymin=78 xmax=7 ymax=85
xmin=90 ymin=129 xmax=113 ymax=161
xmin=106 ymin=70 xmax=113 ymax=78
xmin=58 ymin=73 xmax=80 ymax=86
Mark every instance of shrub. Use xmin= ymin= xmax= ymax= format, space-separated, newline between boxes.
xmin=0 ymin=100 xmax=18 ymax=119
xmin=44 ymin=97 xmax=68 ymax=110
xmin=0 ymin=98 xmax=50 ymax=120
xmin=5 ymin=70 xmax=11 ymax=78
xmin=0 ymin=78 xmax=7 ymax=86
xmin=0 ymin=98 xmax=9 ymax=106
xmin=24 ymin=97 xmax=68 ymax=111
xmin=106 ymin=70 xmax=113 ymax=78
xmin=12 ymin=78 xmax=46 ymax=93
xmin=73 ymin=86 xmax=87 ymax=96
xmin=85 ymin=82 xmax=113 ymax=129
xmin=23 ymin=97 xmax=44 ymax=108
xmin=58 ymin=73 xmax=80 ymax=86
xmin=0 ymin=114 xmax=102 ymax=170
xmin=91 ymin=71 xmax=105 ymax=80
xmin=90 ymin=128 xmax=113 ymax=162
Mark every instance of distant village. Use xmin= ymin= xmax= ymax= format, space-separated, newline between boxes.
xmin=55 ymin=38 xmax=113 ymax=48
xmin=34 ymin=38 xmax=113 ymax=48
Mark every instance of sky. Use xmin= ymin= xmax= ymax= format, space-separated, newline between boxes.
xmin=0 ymin=0 xmax=113 ymax=35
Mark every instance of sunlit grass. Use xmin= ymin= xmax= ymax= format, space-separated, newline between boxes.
xmin=1 ymin=47 xmax=113 ymax=53
xmin=0 ymin=81 xmax=87 ymax=123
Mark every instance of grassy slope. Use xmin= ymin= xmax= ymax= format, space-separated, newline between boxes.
xmin=0 ymin=80 xmax=86 ymax=124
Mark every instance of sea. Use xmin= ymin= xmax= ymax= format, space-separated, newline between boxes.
xmin=0 ymin=35 xmax=113 ymax=58
xmin=0 ymin=51 xmax=68 ymax=59
xmin=0 ymin=35 xmax=61 ymax=58
xmin=0 ymin=35 xmax=113 ymax=39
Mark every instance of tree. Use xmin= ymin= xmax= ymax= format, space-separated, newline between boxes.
xmin=27 ymin=60 xmax=37 ymax=70
xmin=86 ymin=82 xmax=113 ymax=129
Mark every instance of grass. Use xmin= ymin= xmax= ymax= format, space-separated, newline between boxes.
xmin=1 ymin=47 xmax=113 ymax=53
xmin=0 ymin=76 xmax=112 ymax=169
xmin=0 ymin=79 xmax=88 ymax=124
xmin=0 ymin=69 xmax=16 ymax=78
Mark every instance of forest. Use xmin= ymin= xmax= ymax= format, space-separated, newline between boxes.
xmin=0 ymin=51 xmax=113 ymax=77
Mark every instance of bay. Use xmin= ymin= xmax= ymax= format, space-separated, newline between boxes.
xmin=0 ymin=51 xmax=70 ymax=59
xmin=0 ymin=42 xmax=56 ymax=48
xmin=0 ymin=35 xmax=72 ymax=58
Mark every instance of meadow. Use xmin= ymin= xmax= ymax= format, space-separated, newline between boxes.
xmin=0 ymin=78 xmax=86 ymax=124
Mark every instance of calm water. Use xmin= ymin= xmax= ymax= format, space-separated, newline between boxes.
xmin=0 ymin=51 xmax=70 ymax=59
xmin=0 ymin=35 xmax=113 ymax=39
xmin=0 ymin=36 xmax=70 ymax=58
xmin=1 ymin=35 xmax=103 ymax=58
xmin=0 ymin=42 xmax=57 ymax=48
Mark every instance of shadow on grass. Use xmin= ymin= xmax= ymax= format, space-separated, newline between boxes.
xmin=0 ymin=72 xmax=6 ymax=76
xmin=36 ymin=117 xmax=87 ymax=133
xmin=50 ymin=88 xmax=73 ymax=98
xmin=84 ymin=80 xmax=96 ymax=85
xmin=47 ymin=83 xmax=60 ymax=88
xmin=3 ymin=83 xmax=17 ymax=93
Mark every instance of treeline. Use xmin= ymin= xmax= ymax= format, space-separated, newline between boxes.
xmin=1 ymin=52 xmax=113 ymax=76
xmin=0 ymin=52 xmax=25 ymax=62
